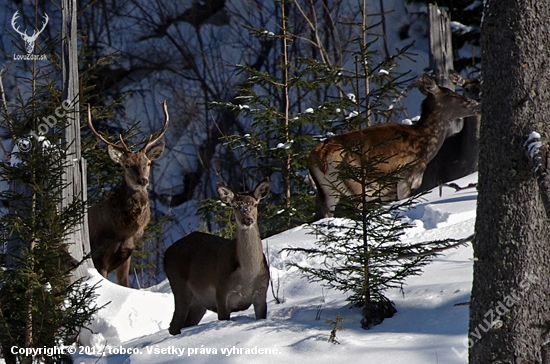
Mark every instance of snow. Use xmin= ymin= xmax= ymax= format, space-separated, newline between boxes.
xmin=525 ymin=131 xmax=542 ymax=159
xmin=72 ymin=173 xmax=478 ymax=364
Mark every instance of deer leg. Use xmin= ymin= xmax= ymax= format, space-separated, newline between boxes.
xmin=321 ymin=188 xmax=341 ymax=218
xmin=397 ymin=173 xmax=414 ymax=200
xmin=183 ymin=299 xmax=207 ymax=327
xmin=253 ymin=291 xmax=268 ymax=319
xmin=410 ymin=170 xmax=425 ymax=192
xmin=216 ymin=290 xmax=231 ymax=321
xmin=168 ymin=284 xmax=193 ymax=335
xmin=115 ymin=256 xmax=131 ymax=287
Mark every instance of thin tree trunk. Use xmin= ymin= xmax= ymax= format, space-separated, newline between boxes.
xmin=61 ymin=0 xmax=92 ymax=281
xmin=281 ymin=1 xmax=291 ymax=214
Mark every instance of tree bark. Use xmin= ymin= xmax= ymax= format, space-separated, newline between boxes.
xmin=470 ymin=0 xmax=550 ymax=362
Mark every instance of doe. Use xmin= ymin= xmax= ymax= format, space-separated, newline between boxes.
xmin=164 ymin=178 xmax=270 ymax=334
xmin=308 ymin=73 xmax=480 ymax=218
xmin=414 ymin=70 xmax=482 ymax=193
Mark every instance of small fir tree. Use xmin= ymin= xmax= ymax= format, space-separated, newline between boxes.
xmin=0 ymin=65 xmax=100 ymax=363
xmin=285 ymin=136 xmax=459 ymax=329
xmin=326 ymin=313 xmax=347 ymax=345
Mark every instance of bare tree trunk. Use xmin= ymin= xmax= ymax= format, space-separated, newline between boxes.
xmin=469 ymin=0 xmax=550 ymax=361
xmin=428 ymin=4 xmax=453 ymax=89
xmin=61 ymin=0 xmax=92 ymax=282
xmin=428 ymin=4 xmax=461 ymax=136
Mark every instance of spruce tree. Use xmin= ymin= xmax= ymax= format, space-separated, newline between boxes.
xmin=0 ymin=63 xmax=100 ymax=363
xmin=285 ymin=137 xmax=465 ymax=328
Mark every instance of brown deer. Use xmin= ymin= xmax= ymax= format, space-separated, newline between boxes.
xmin=87 ymin=101 xmax=169 ymax=286
xmin=414 ymin=70 xmax=482 ymax=193
xmin=308 ymin=73 xmax=480 ymax=218
xmin=164 ymin=178 xmax=270 ymax=334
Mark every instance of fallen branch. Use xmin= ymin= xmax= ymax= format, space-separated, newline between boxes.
xmin=439 ymin=182 xmax=477 ymax=196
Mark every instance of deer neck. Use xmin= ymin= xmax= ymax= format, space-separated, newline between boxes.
xmin=235 ymin=223 xmax=264 ymax=270
xmin=118 ymin=180 xmax=149 ymax=201
xmin=113 ymin=180 xmax=150 ymax=227
xmin=461 ymin=115 xmax=481 ymax=143
xmin=413 ymin=102 xmax=454 ymax=162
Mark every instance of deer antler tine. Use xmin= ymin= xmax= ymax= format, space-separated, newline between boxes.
xmin=141 ymin=100 xmax=170 ymax=152
xmin=88 ymin=104 xmax=128 ymax=152
xmin=118 ymin=134 xmax=130 ymax=151
xmin=11 ymin=11 xmax=26 ymax=37
xmin=37 ymin=13 xmax=49 ymax=35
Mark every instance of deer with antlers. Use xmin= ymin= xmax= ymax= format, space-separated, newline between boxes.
xmin=11 ymin=11 xmax=49 ymax=54
xmin=165 ymin=178 xmax=270 ymax=334
xmin=87 ymin=101 xmax=169 ymax=286
xmin=308 ymin=73 xmax=480 ymax=218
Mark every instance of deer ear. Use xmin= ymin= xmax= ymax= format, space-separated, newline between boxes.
xmin=253 ymin=178 xmax=270 ymax=201
xmin=421 ymin=73 xmax=439 ymax=95
xmin=217 ymin=183 xmax=234 ymax=204
xmin=448 ymin=69 xmax=464 ymax=87
xmin=107 ymin=145 xmax=124 ymax=164
xmin=146 ymin=142 xmax=165 ymax=160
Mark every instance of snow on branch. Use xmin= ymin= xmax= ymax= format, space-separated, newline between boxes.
xmin=524 ymin=131 xmax=550 ymax=220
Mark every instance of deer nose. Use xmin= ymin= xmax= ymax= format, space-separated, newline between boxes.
xmin=242 ymin=217 xmax=254 ymax=226
xmin=138 ymin=178 xmax=148 ymax=186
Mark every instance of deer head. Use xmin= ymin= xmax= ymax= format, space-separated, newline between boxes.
xmin=88 ymin=101 xmax=169 ymax=191
xmin=449 ymin=69 xmax=481 ymax=101
xmin=11 ymin=11 xmax=49 ymax=54
xmin=217 ymin=178 xmax=270 ymax=228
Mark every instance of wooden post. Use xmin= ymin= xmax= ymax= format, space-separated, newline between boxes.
xmin=61 ymin=0 xmax=92 ymax=281
xmin=428 ymin=4 xmax=462 ymax=136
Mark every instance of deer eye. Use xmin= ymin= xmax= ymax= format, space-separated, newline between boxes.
xmin=124 ymin=164 xmax=130 ymax=169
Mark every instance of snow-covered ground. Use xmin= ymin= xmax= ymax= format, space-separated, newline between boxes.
xmin=72 ymin=173 xmax=478 ymax=364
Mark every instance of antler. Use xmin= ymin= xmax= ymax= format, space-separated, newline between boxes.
xmin=88 ymin=105 xmax=130 ymax=152
xmin=11 ymin=11 xmax=27 ymax=38
xmin=140 ymin=100 xmax=170 ymax=152
xmin=11 ymin=12 xmax=48 ymax=40
xmin=31 ymin=13 xmax=49 ymax=40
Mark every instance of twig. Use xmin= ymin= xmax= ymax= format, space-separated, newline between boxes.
xmin=315 ymin=288 xmax=328 ymax=321
xmin=453 ymin=301 xmax=470 ymax=307
xmin=439 ymin=182 xmax=477 ymax=196
xmin=133 ymin=268 xmax=141 ymax=290
xmin=265 ymin=241 xmax=284 ymax=304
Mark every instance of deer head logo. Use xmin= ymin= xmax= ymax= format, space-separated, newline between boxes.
xmin=11 ymin=11 xmax=49 ymax=54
